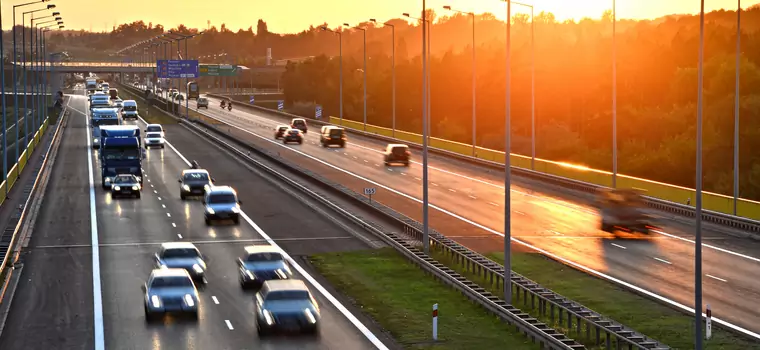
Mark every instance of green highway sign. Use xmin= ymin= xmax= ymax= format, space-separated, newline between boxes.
xmin=199 ymin=64 xmax=238 ymax=77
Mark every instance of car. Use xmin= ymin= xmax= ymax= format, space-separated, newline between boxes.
xmin=384 ymin=144 xmax=411 ymax=167
xmin=319 ymin=126 xmax=346 ymax=148
xmin=238 ymin=245 xmax=293 ymax=289
xmin=142 ymin=268 xmax=199 ymax=321
xmin=256 ymin=280 xmax=320 ymax=336
xmin=203 ymin=186 xmax=242 ymax=225
xmin=196 ymin=97 xmax=209 ymax=109
xmin=290 ymin=118 xmax=308 ymax=134
xmin=113 ymin=98 xmax=124 ymax=109
xmin=110 ymin=174 xmax=142 ymax=198
xmin=144 ymin=132 xmax=165 ymax=149
xmin=597 ymin=188 xmax=653 ymax=234
xmin=283 ymin=129 xmax=303 ymax=145
xmin=121 ymin=100 xmax=139 ymax=120
xmin=145 ymin=124 xmax=164 ymax=137
xmin=178 ymin=169 xmax=214 ymax=200
xmin=274 ymin=125 xmax=289 ymax=139
xmin=154 ymin=242 xmax=207 ymax=281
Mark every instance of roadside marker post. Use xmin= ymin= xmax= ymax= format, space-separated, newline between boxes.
xmin=706 ymin=304 xmax=712 ymax=339
xmin=432 ymin=303 xmax=438 ymax=341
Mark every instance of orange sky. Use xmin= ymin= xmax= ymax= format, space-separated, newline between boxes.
xmin=1 ymin=0 xmax=756 ymax=33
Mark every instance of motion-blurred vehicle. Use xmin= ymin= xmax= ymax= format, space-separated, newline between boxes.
xmin=121 ymin=100 xmax=139 ymax=120
xmin=319 ymin=126 xmax=346 ymax=148
xmin=238 ymin=245 xmax=293 ymax=289
xmin=290 ymin=118 xmax=308 ymax=134
xmin=145 ymin=124 xmax=164 ymax=137
xmin=256 ymin=280 xmax=320 ymax=336
xmin=196 ymin=97 xmax=209 ymax=109
xmin=383 ymin=144 xmax=410 ymax=167
xmin=154 ymin=242 xmax=207 ymax=282
xmin=113 ymin=98 xmax=124 ymax=110
xmin=203 ymin=186 xmax=242 ymax=225
xmin=178 ymin=169 xmax=214 ymax=200
xmin=109 ymin=174 xmax=142 ymax=198
xmin=274 ymin=125 xmax=289 ymax=139
xmin=187 ymin=81 xmax=199 ymax=100
xmin=144 ymin=132 xmax=165 ymax=149
xmin=283 ymin=129 xmax=303 ymax=145
xmin=597 ymin=188 xmax=652 ymax=234
xmin=109 ymin=88 xmax=118 ymax=100
xmin=142 ymin=268 xmax=199 ymax=321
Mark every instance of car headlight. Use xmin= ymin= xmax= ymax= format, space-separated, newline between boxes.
xmin=231 ymin=207 xmax=240 ymax=213
xmin=245 ymin=270 xmax=255 ymax=280
xmin=93 ymin=138 xmax=99 ymax=143
xmin=151 ymin=295 xmax=161 ymax=308
xmin=206 ymin=207 xmax=215 ymax=215
xmin=132 ymin=185 xmax=139 ymax=191
xmin=113 ymin=186 xmax=120 ymax=191
xmin=262 ymin=309 xmax=274 ymax=325
xmin=105 ymin=178 xmax=112 ymax=183
xmin=192 ymin=264 xmax=204 ymax=273
xmin=304 ymin=309 xmax=317 ymax=324
xmin=182 ymin=185 xmax=190 ymax=191
xmin=184 ymin=294 xmax=195 ymax=307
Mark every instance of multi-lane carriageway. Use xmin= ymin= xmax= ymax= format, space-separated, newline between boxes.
xmin=191 ymin=93 xmax=760 ymax=336
xmin=0 ymin=88 xmax=397 ymax=349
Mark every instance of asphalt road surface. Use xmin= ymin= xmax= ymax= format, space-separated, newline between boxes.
xmin=0 ymin=88 xmax=395 ymax=350
xmin=179 ymin=91 xmax=760 ymax=336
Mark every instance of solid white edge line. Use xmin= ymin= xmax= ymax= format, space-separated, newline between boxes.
xmin=201 ymin=99 xmax=760 ymax=265
xmin=191 ymin=104 xmax=760 ymax=340
xmin=83 ymin=93 xmax=106 ymax=350
xmin=152 ymin=117 xmax=390 ymax=350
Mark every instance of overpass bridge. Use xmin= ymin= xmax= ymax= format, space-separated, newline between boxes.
xmin=8 ymin=61 xmax=286 ymax=74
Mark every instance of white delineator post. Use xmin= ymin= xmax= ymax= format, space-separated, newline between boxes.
xmin=432 ymin=303 xmax=438 ymax=340
xmin=706 ymin=304 xmax=712 ymax=340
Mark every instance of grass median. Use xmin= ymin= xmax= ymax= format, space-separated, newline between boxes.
xmin=431 ymin=247 xmax=754 ymax=349
xmin=116 ymin=88 xmax=178 ymax=125
xmin=310 ymin=248 xmax=540 ymax=350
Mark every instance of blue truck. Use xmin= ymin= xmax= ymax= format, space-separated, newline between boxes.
xmin=91 ymin=108 xmax=121 ymax=149
xmin=99 ymin=125 xmax=144 ymax=189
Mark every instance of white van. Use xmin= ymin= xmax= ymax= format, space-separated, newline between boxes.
xmin=121 ymin=100 xmax=139 ymax=120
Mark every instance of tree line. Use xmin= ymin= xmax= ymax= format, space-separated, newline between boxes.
xmin=18 ymin=6 xmax=760 ymax=199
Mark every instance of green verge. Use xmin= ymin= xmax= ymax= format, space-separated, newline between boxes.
xmin=310 ymin=248 xmax=540 ymax=350
xmin=457 ymin=252 xmax=754 ymax=350
xmin=116 ymin=88 xmax=178 ymax=125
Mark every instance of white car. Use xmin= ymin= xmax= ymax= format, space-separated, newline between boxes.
xmin=145 ymin=124 xmax=165 ymax=138
xmin=144 ymin=132 xmax=165 ymax=149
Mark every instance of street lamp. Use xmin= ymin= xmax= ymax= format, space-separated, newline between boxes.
xmin=509 ymin=1 xmax=535 ymax=169
xmin=20 ymin=4 xmax=55 ymax=162
xmin=404 ymin=11 xmax=431 ymax=143
xmin=40 ymin=21 xmax=60 ymax=126
xmin=344 ymin=23 xmax=367 ymax=131
xmin=732 ymin=1 xmax=741 ymax=215
xmin=403 ymin=7 xmax=430 ymax=254
xmin=695 ymin=1 xmax=706 ymax=348
xmin=319 ymin=25 xmax=343 ymax=125
xmin=443 ymin=5 xmax=477 ymax=156
xmin=33 ymin=17 xmax=59 ymax=133
xmin=612 ymin=0 xmax=618 ymax=188
xmin=502 ymin=0 xmax=513 ymax=304
xmin=369 ymin=19 xmax=396 ymax=137
xmin=165 ymin=31 xmax=205 ymax=120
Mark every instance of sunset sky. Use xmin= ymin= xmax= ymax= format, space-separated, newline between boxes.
xmin=1 ymin=0 xmax=756 ymax=33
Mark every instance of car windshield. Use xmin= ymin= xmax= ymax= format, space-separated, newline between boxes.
xmin=146 ymin=133 xmax=162 ymax=139
xmin=247 ymin=252 xmax=284 ymax=262
xmin=113 ymin=176 xmax=135 ymax=184
xmin=147 ymin=126 xmax=161 ymax=132
xmin=184 ymin=173 xmax=209 ymax=181
xmin=102 ymin=148 xmax=140 ymax=160
xmin=391 ymin=147 xmax=408 ymax=155
xmin=161 ymin=248 xmax=200 ymax=259
xmin=289 ymin=130 xmax=299 ymax=135
xmin=265 ymin=290 xmax=310 ymax=302
xmin=93 ymin=119 xmax=119 ymax=127
xmin=329 ymin=129 xmax=343 ymax=137
xmin=198 ymin=98 xmax=207 ymax=103
xmin=293 ymin=120 xmax=305 ymax=126
xmin=208 ymin=193 xmax=236 ymax=204
xmin=278 ymin=127 xmax=288 ymax=132
xmin=123 ymin=105 xmax=137 ymax=111
xmin=150 ymin=276 xmax=193 ymax=288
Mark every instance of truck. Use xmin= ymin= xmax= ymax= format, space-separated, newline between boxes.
xmin=187 ymin=81 xmax=199 ymax=100
xmin=86 ymin=78 xmax=97 ymax=94
xmin=91 ymin=108 xmax=121 ymax=149
xmin=597 ymin=188 xmax=653 ymax=234
xmin=99 ymin=125 xmax=144 ymax=189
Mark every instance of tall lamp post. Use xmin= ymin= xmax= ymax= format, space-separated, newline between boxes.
xmin=370 ymin=19 xmax=396 ymax=137
xmin=612 ymin=0 xmax=618 ymax=187
xmin=344 ymin=23 xmax=367 ymax=131
xmin=695 ymin=1 xmax=706 ymax=348
xmin=33 ymin=17 xmax=60 ymax=133
xmin=22 ymin=5 xmax=55 ymax=160
xmin=404 ymin=12 xmax=431 ymax=143
xmin=510 ymin=1 xmax=535 ymax=169
xmin=1 ymin=0 xmax=6 ymax=192
xmin=319 ymin=26 xmax=343 ymax=124
xmin=502 ymin=0 xmax=513 ymax=304
xmin=165 ymin=31 xmax=204 ymax=120
xmin=732 ymin=1 xmax=741 ymax=215
xmin=39 ymin=22 xmax=61 ymax=127
xmin=443 ymin=5 xmax=477 ymax=156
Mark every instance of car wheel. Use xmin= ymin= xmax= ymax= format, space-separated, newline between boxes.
xmin=298 ymin=140 xmax=303 ymax=144
xmin=339 ymin=142 xmax=345 ymax=148
xmin=601 ymin=223 xmax=613 ymax=233
xmin=232 ymin=217 xmax=240 ymax=225
xmin=205 ymin=218 xmax=211 ymax=226
xmin=257 ymin=325 xmax=269 ymax=337
xmin=188 ymin=311 xmax=199 ymax=320
xmin=403 ymin=162 xmax=410 ymax=167
xmin=135 ymin=193 xmax=141 ymax=199
xmin=161 ymin=145 xmax=165 ymax=149
xmin=180 ymin=194 xmax=186 ymax=200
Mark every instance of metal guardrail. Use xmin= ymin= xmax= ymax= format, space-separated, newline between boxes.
xmin=0 ymin=106 xmax=66 ymax=283
xmin=144 ymin=81 xmax=673 ymax=350
xmin=203 ymin=92 xmax=760 ymax=236
xmin=176 ymin=115 xmax=586 ymax=350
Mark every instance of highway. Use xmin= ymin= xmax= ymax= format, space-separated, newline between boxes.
xmin=183 ymin=92 xmax=760 ymax=335
xmin=0 ymin=88 xmax=395 ymax=349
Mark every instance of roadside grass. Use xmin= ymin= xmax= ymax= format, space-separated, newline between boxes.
xmin=441 ymin=250 xmax=755 ymax=350
xmin=116 ymin=88 xmax=178 ymax=125
xmin=310 ymin=248 xmax=540 ymax=350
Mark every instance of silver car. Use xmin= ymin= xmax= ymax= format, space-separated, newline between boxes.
xmin=238 ymin=245 xmax=293 ymax=289
xmin=256 ymin=280 xmax=320 ymax=336
xmin=154 ymin=242 xmax=207 ymax=282
xmin=110 ymin=174 xmax=142 ymax=198
xmin=142 ymin=268 xmax=199 ymax=321
xmin=144 ymin=132 xmax=165 ymax=149
xmin=203 ymin=186 xmax=242 ymax=225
